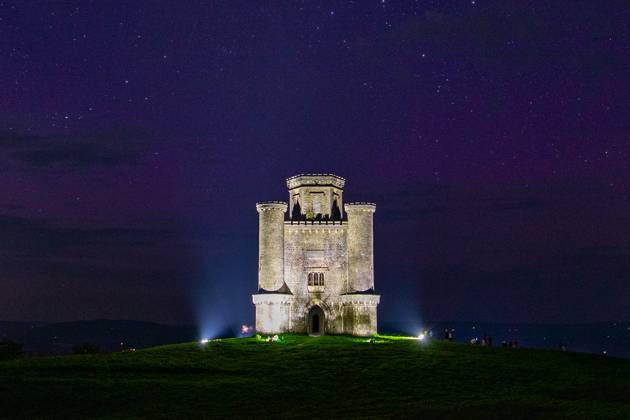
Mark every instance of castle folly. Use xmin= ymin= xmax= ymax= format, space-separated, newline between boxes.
xmin=252 ymin=174 xmax=380 ymax=336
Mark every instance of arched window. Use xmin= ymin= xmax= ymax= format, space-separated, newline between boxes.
xmin=331 ymin=198 xmax=341 ymax=220
xmin=308 ymin=272 xmax=325 ymax=287
xmin=292 ymin=199 xmax=302 ymax=220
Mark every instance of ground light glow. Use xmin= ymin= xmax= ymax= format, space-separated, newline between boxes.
xmin=256 ymin=334 xmax=284 ymax=343
xmin=199 ymin=338 xmax=210 ymax=344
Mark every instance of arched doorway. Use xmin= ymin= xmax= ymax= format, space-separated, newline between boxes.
xmin=308 ymin=305 xmax=325 ymax=335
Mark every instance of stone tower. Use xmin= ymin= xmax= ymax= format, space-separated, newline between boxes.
xmin=252 ymin=174 xmax=380 ymax=336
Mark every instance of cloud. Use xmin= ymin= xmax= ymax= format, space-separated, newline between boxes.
xmin=0 ymin=213 xmax=231 ymax=273
xmin=0 ymin=213 xmax=178 ymax=272
xmin=0 ymin=213 xmax=198 ymax=322
xmin=0 ymin=214 xmax=172 ymax=251
xmin=0 ymin=127 xmax=151 ymax=169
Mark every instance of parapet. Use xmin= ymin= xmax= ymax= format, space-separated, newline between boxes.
xmin=345 ymin=202 xmax=376 ymax=212
xmin=252 ymin=293 xmax=294 ymax=305
xmin=286 ymin=174 xmax=345 ymax=190
xmin=256 ymin=201 xmax=288 ymax=212
xmin=339 ymin=294 xmax=381 ymax=306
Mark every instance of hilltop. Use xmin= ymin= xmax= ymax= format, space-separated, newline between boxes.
xmin=1 ymin=334 xmax=629 ymax=419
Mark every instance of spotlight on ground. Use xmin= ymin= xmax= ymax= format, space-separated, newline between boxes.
xmin=241 ymin=324 xmax=254 ymax=336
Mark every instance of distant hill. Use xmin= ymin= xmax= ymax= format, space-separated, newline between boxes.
xmin=0 ymin=320 xmax=198 ymax=355
xmin=1 ymin=335 xmax=629 ymax=418
xmin=380 ymin=321 xmax=630 ymax=359
xmin=0 ymin=321 xmax=45 ymax=341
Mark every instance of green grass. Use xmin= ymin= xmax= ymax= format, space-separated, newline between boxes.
xmin=1 ymin=334 xmax=629 ymax=419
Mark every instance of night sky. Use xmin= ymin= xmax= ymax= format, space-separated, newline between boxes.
xmin=1 ymin=1 xmax=629 ymax=329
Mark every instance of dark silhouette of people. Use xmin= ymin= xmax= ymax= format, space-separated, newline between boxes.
xmin=445 ymin=329 xmax=454 ymax=341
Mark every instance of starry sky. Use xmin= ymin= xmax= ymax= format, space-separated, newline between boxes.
xmin=1 ymin=1 xmax=629 ymax=327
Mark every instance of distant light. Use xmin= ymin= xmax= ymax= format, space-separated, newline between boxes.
xmin=417 ymin=333 xmax=426 ymax=341
xmin=200 ymin=338 xmax=210 ymax=344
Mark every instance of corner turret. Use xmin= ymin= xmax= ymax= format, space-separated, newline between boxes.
xmin=256 ymin=201 xmax=287 ymax=292
xmin=345 ymin=202 xmax=376 ymax=292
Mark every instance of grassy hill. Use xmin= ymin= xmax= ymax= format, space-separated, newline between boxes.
xmin=1 ymin=334 xmax=629 ymax=419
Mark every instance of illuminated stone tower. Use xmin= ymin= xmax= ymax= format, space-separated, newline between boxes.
xmin=252 ymin=174 xmax=380 ymax=336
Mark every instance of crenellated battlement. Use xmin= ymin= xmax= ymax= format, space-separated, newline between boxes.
xmin=345 ymin=201 xmax=376 ymax=211
xmin=346 ymin=202 xmax=376 ymax=206
xmin=284 ymin=219 xmax=346 ymax=226
xmin=286 ymin=174 xmax=345 ymax=190
xmin=256 ymin=201 xmax=288 ymax=212
xmin=284 ymin=223 xmax=346 ymax=233
xmin=345 ymin=202 xmax=376 ymax=212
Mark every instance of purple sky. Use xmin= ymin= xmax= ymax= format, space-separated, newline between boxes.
xmin=1 ymin=1 xmax=629 ymax=326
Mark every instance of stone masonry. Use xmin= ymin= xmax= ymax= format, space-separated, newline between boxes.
xmin=252 ymin=174 xmax=380 ymax=336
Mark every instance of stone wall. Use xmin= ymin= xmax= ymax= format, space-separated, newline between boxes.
xmin=283 ymin=223 xmax=347 ymax=333
xmin=339 ymin=295 xmax=380 ymax=336
xmin=252 ymin=294 xmax=293 ymax=333
xmin=345 ymin=203 xmax=376 ymax=292
xmin=256 ymin=202 xmax=287 ymax=291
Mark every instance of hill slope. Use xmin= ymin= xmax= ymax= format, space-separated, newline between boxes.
xmin=1 ymin=335 xmax=629 ymax=419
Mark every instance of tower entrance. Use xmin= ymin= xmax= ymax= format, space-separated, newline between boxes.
xmin=308 ymin=306 xmax=324 ymax=335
